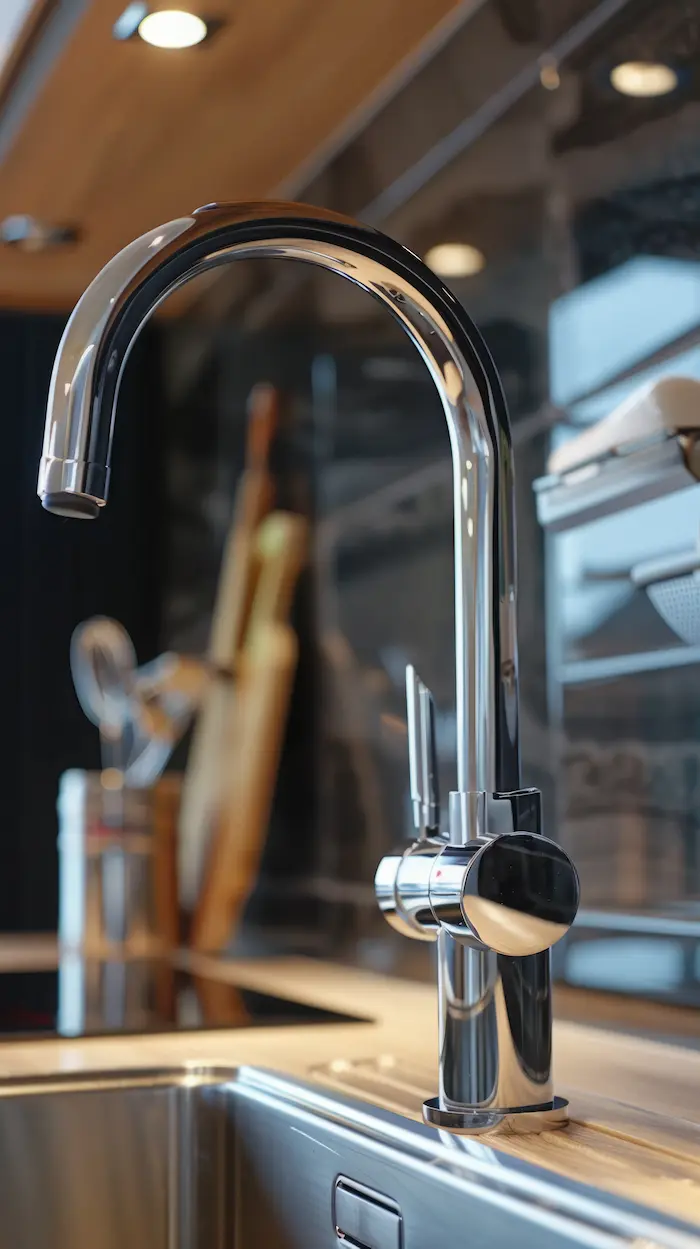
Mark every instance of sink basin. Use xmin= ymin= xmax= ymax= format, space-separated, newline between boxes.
xmin=0 ymin=1065 xmax=696 ymax=1249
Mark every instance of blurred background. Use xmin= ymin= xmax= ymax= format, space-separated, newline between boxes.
xmin=3 ymin=0 xmax=700 ymax=1016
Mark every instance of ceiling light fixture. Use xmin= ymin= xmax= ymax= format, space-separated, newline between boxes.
xmin=610 ymin=61 xmax=678 ymax=98
xmin=113 ymin=5 xmax=210 ymax=47
xmin=425 ymin=242 xmax=485 ymax=279
xmin=138 ymin=9 xmax=208 ymax=47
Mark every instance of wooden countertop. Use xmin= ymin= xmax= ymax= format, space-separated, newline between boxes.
xmin=1 ymin=937 xmax=700 ymax=1225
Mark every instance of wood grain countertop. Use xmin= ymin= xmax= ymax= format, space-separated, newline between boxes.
xmin=0 ymin=936 xmax=699 ymax=1225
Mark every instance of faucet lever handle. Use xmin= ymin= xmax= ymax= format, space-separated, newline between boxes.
xmin=406 ymin=665 xmax=440 ymax=837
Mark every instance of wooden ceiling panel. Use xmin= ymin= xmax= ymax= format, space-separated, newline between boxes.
xmin=0 ymin=0 xmax=471 ymax=309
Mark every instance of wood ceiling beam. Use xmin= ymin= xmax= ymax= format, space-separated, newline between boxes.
xmin=0 ymin=0 xmax=477 ymax=311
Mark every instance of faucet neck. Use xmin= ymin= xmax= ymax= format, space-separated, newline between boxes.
xmin=39 ymin=201 xmax=521 ymax=795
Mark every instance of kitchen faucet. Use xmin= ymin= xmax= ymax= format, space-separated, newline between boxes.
xmin=38 ymin=201 xmax=579 ymax=1134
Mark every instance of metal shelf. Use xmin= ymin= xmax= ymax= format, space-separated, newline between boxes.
xmin=535 ymin=435 xmax=699 ymax=533
xmin=574 ymin=909 xmax=700 ymax=937
xmin=560 ymin=645 xmax=700 ymax=685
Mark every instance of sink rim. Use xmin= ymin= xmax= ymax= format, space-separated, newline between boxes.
xmin=0 ymin=1062 xmax=694 ymax=1247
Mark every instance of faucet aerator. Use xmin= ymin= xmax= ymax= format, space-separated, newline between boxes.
xmin=42 ymin=492 xmax=101 ymax=520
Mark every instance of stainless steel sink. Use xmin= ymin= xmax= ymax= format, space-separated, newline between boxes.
xmin=0 ymin=1064 xmax=696 ymax=1249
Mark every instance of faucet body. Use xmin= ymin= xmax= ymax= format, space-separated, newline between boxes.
xmin=38 ymin=201 xmax=578 ymax=1133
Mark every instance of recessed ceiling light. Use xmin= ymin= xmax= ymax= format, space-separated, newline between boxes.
xmin=137 ymin=9 xmax=208 ymax=48
xmin=610 ymin=61 xmax=678 ymax=98
xmin=539 ymin=62 xmax=560 ymax=91
xmin=425 ymin=242 xmax=485 ymax=279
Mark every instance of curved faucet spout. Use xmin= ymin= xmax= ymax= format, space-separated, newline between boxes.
xmin=38 ymin=200 xmax=519 ymax=797
xmin=37 ymin=200 xmax=579 ymax=1132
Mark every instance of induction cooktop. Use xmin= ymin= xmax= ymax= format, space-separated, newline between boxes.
xmin=0 ymin=960 xmax=367 ymax=1040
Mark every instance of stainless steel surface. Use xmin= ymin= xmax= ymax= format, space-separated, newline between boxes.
xmin=406 ymin=664 xmax=440 ymax=836
xmin=422 ymin=1092 xmax=570 ymax=1134
xmin=334 ymin=1177 xmax=402 ymax=1249
xmin=559 ymin=645 xmax=700 ymax=685
xmin=71 ymin=617 xmax=204 ymax=788
xmin=37 ymin=201 xmax=520 ymax=797
xmin=379 ymin=824 xmax=578 ymax=957
xmin=632 ymin=545 xmax=700 ymax=591
xmin=535 ymin=436 xmax=700 ymax=534
xmin=558 ymin=908 xmax=700 ymax=1009
xmin=70 ymin=616 xmax=134 ymax=828
xmin=419 ymin=680 xmax=440 ymax=832
xmin=643 ymin=575 xmax=700 ymax=647
xmin=632 ymin=538 xmax=700 ymax=647
xmin=375 ymin=839 xmax=440 ymax=941
xmin=406 ymin=663 xmax=425 ymax=834
xmin=70 ymin=616 xmax=135 ymax=745
xmin=57 ymin=770 xmax=163 ymax=955
xmin=376 ymin=668 xmax=578 ymax=1128
xmin=428 ymin=835 xmax=578 ymax=956
xmin=0 ymin=1064 xmax=697 ymax=1249
xmin=36 ymin=200 xmax=577 ymax=1131
xmin=435 ymin=933 xmax=560 ymax=1118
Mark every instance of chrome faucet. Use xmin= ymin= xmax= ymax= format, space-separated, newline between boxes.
xmin=38 ymin=201 xmax=579 ymax=1134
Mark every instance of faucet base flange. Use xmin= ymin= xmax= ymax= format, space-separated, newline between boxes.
xmin=422 ymin=1095 xmax=569 ymax=1136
